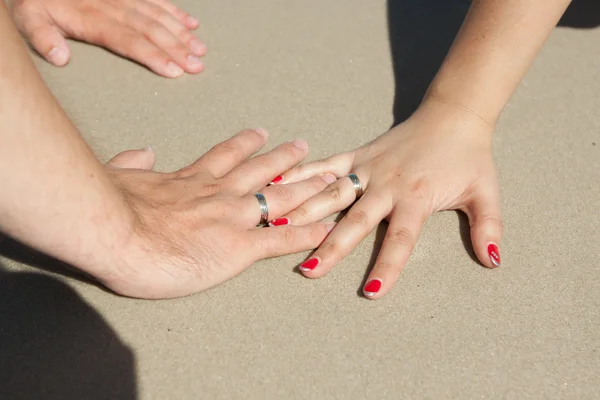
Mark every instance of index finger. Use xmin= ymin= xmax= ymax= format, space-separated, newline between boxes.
xmin=298 ymin=193 xmax=392 ymax=278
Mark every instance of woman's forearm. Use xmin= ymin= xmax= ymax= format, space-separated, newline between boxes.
xmin=0 ymin=3 xmax=133 ymax=277
xmin=424 ymin=0 xmax=572 ymax=125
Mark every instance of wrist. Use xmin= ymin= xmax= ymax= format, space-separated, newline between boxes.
xmin=421 ymin=87 xmax=500 ymax=129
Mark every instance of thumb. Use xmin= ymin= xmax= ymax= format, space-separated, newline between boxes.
xmin=18 ymin=11 xmax=70 ymax=66
xmin=107 ymin=147 xmax=156 ymax=170
xmin=463 ymin=182 xmax=503 ymax=269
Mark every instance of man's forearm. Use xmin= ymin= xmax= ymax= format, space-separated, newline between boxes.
xmin=424 ymin=0 xmax=572 ymax=125
xmin=0 ymin=3 xmax=133 ymax=277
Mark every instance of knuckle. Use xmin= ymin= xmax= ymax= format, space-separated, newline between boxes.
xmin=145 ymin=19 xmax=164 ymax=35
xmin=475 ymin=214 xmax=504 ymax=230
xmin=291 ymin=205 xmax=311 ymax=222
xmin=145 ymin=4 xmax=166 ymax=21
xmin=324 ymin=184 xmax=342 ymax=202
xmin=344 ymin=208 xmax=370 ymax=227
xmin=282 ymin=226 xmax=297 ymax=245
xmin=373 ymin=261 xmax=396 ymax=273
xmin=385 ymin=226 xmax=414 ymax=246
xmin=270 ymin=185 xmax=294 ymax=204
xmin=212 ymin=141 xmax=242 ymax=158
xmin=318 ymin=240 xmax=341 ymax=258
xmin=201 ymin=183 xmax=222 ymax=196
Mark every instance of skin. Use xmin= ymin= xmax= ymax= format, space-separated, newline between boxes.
xmin=8 ymin=0 xmax=205 ymax=77
xmin=275 ymin=0 xmax=573 ymax=299
xmin=0 ymin=3 xmax=337 ymax=299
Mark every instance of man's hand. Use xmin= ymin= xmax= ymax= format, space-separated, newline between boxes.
xmin=102 ymin=130 xmax=337 ymax=299
xmin=9 ymin=0 xmax=206 ymax=78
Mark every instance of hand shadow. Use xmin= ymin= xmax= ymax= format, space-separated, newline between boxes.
xmin=0 ymin=234 xmax=106 ymax=288
xmin=0 ymin=263 xmax=137 ymax=400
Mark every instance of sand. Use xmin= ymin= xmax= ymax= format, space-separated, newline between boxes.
xmin=1 ymin=0 xmax=599 ymax=398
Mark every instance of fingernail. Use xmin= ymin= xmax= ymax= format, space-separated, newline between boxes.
xmin=143 ymin=145 xmax=153 ymax=152
xmin=321 ymin=173 xmax=337 ymax=184
xmin=363 ymin=279 xmax=382 ymax=297
xmin=255 ymin=127 xmax=269 ymax=138
xmin=187 ymin=55 xmax=203 ymax=69
xmin=269 ymin=175 xmax=283 ymax=185
xmin=299 ymin=257 xmax=319 ymax=272
xmin=187 ymin=16 xmax=200 ymax=26
xmin=167 ymin=62 xmax=184 ymax=77
xmin=189 ymin=39 xmax=206 ymax=55
xmin=325 ymin=222 xmax=336 ymax=233
xmin=488 ymin=243 xmax=501 ymax=268
xmin=291 ymin=139 xmax=309 ymax=151
xmin=48 ymin=47 xmax=68 ymax=66
xmin=268 ymin=217 xmax=289 ymax=227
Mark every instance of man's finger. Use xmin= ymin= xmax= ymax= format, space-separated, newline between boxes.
xmin=107 ymin=147 xmax=156 ymax=170
xmin=222 ymin=139 xmax=310 ymax=194
xmin=269 ymin=152 xmax=354 ymax=185
xmin=180 ymin=129 xmax=268 ymax=178
xmin=238 ymin=174 xmax=337 ymax=227
xmin=251 ymin=222 xmax=335 ymax=260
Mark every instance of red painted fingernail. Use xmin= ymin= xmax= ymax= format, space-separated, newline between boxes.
xmin=269 ymin=217 xmax=289 ymax=227
xmin=299 ymin=258 xmax=319 ymax=272
xmin=270 ymin=175 xmax=283 ymax=185
xmin=488 ymin=243 xmax=501 ymax=268
xmin=363 ymin=279 xmax=382 ymax=297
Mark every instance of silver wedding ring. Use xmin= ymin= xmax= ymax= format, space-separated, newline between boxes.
xmin=253 ymin=193 xmax=269 ymax=226
xmin=347 ymin=173 xmax=364 ymax=199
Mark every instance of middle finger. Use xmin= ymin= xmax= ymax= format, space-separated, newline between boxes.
xmin=298 ymin=192 xmax=392 ymax=278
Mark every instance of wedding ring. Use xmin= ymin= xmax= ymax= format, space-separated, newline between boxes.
xmin=253 ymin=193 xmax=269 ymax=226
xmin=347 ymin=173 xmax=364 ymax=199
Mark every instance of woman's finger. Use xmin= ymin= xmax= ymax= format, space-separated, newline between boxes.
xmin=124 ymin=9 xmax=203 ymax=74
xmin=180 ymin=129 xmax=268 ymax=178
xmin=250 ymin=222 xmax=335 ymax=261
xmin=132 ymin=0 xmax=206 ymax=56
xmin=463 ymin=182 xmax=503 ymax=269
xmin=238 ymin=174 xmax=337 ymax=227
xmin=222 ymin=140 xmax=310 ymax=194
xmin=361 ymin=202 xmax=426 ymax=299
xmin=145 ymin=0 xmax=199 ymax=29
xmin=298 ymin=192 xmax=393 ymax=279
xmin=269 ymin=152 xmax=354 ymax=185
xmin=281 ymin=175 xmax=360 ymax=226
xmin=14 ymin=9 xmax=71 ymax=66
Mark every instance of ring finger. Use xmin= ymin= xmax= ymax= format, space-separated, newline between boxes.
xmin=282 ymin=171 xmax=368 ymax=226
xmin=238 ymin=174 xmax=337 ymax=227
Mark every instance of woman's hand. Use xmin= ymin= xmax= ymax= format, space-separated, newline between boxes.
xmin=98 ymin=129 xmax=337 ymax=299
xmin=273 ymin=100 xmax=503 ymax=299
xmin=9 ymin=0 xmax=205 ymax=77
